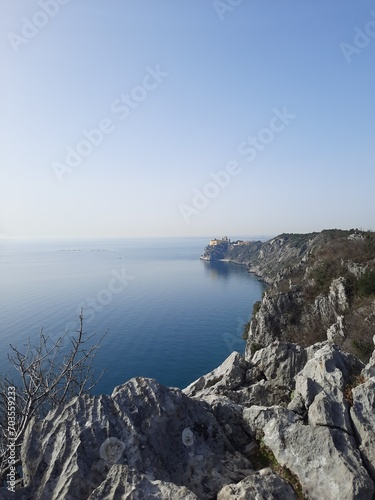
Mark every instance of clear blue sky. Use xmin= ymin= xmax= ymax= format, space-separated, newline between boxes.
xmin=1 ymin=0 xmax=374 ymax=239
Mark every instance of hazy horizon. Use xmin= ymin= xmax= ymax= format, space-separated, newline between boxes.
xmin=1 ymin=1 xmax=374 ymax=239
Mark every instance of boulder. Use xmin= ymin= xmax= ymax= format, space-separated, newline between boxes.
xmin=183 ymin=351 xmax=249 ymax=398
xmin=307 ymin=389 xmax=352 ymax=434
xmin=294 ymin=343 xmax=363 ymax=409
xmin=217 ymin=468 xmax=298 ymax=499
xmin=249 ymin=341 xmax=307 ymax=390
xmin=243 ymin=401 xmax=374 ymax=499
xmin=263 ymin=418 xmax=374 ymax=500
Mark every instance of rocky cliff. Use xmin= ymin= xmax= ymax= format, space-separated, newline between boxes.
xmin=3 ymin=229 xmax=375 ymax=499
xmin=203 ymin=230 xmax=375 ymax=362
xmin=5 ymin=339 xmax=375 ymax=499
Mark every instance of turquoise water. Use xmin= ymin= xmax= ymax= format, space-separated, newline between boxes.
xmin=0 ymin=238 xmax=266 ymax=394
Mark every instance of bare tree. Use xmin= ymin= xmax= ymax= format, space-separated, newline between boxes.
xmin=0 ymin=310 xmax=106 ymax=486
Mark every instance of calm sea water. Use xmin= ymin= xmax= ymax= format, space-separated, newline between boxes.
xmin=0 ymin=238 xmax=266 ymax=394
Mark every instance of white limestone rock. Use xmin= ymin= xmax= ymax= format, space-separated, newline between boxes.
xmin=294 ymin=343 xmax=363 ymax=408
xmin=250 ymin=341 xmax=307 ymax=390
xmin=19 ymin=378 xmax=253 ymax=499
xmin=243 ymin=401 xmax=374 ymax=499
xmin=263 ymin=418 xmax=374 ymax=500
xmin=307 ymin=389 xmax=352 ymax=434
xmin=243 ymin=405 xmax=300 ymax=440
xmin=246 ymin=290 xmax=305 ymax=349
xmin=9 ymin=340 xmax=375 ymax=500
xmin=327 ymin=314 xmax=346 ymax=344
xmin=217 ymin=468 xmax=298 ymax=500
xmin=183 ymin=351 xmax=249 ymax=398
xmin=350 ymin=377 xmax=375 ymax=481
xmin=329 ymin=277 xmax=349 ymax=312
xmin=88 ymin=465 xmax=198 ymax=499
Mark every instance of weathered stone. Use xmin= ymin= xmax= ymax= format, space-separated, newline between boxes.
xmin=307 ymin=389 xmax=352 ymax=434
xmin=201 ymin=395 xmax=255 ymax=456
xmin=327 ymin=314 xmax=346 ymax=344
xmin=245 ymin=365 xmax=265 ymax=383
xmin=243 ymin=405 xmax=300 ymax=440
xmin=249 ymin=341 xmax=307 ymax=390
xmin=350 ymin=377 xmax=375 ymax=481
xmin=292 ymin=344 xmax=364 ymax=435
xmin=184 ymin=351 xmax=249 ymax=398
xmin=295 ymin=343 xmax=363 ymax=408
xmin=312 ymin=295 xmax=336 ymax=325
xmin=287 ymin=391 xmax=306 ymax=415
xmin=263 ymin=418 xmax=374 ymax=500
xmin=246 ymin=290 xmax=305 ymax=349
xmin=7 ymin=340 xmax=375 ymax=500
xmin=217 ymin=468 xmax=298 ymax=499
xmin=329 ymin=277 xmax=349 ymax=312
xmin=19 ymin=378 xmax=254 ymax=499
xmin=88 ymin=465 xmax=198 ymax=499
xmin=235 ymin=380 xmax=291 ymax=408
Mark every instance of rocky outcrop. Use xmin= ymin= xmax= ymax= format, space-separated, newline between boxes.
xmin=204 ymin=230 xmax=375 ymax=362
xmin=200 ymin=240 xmax=231 ymax=261
xmin=247 ymin=264 xmax=374 ymax=360
xmin=243 ymin=342 xmax=375 ymax=500
xmin=201 ymin=232 xmax=320 ymax=282
xmin=247 ymin=288 xmax=306 ymax=347
xmin=8 ymin=339 xmax=374 ymax=499
xmin=18 ymin=378 xmax=253 ymax=499
xmin=217 ymin=468 xmax=298 ymax=499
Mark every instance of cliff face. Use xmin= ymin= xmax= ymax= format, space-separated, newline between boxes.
xmin=204 ymin=230 xmax=375 ymax=362
xmin=248 ymin=231 xmax=375 ymax=363
xmin=8 ymin=340 xmax=375 ymax=499
xmin=201 ymin=232 xmax=318 ymax=283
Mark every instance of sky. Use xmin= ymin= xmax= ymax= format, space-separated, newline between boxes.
xmin=0 ymin=0 xmax=374 ymax=239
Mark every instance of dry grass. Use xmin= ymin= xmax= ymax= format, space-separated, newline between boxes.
xmin=343 ymin=374 xmax=368 ymax=406
xmin=252 ymin=440 xmax=306 ymax=499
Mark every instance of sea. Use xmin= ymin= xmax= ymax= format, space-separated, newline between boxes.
xmin=0 ymin=237 xmax=267 ymax=395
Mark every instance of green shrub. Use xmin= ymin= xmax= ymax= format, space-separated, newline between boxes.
xmin=252 ymin=301 xmax=261 ymax=317
xmin=312 ymin=261 xmax=338 ymax=294
xmin=250 ymin=342 xmax=263 ymax=356
xmin=242 ymin=322 xmax=251 ymax=340
xmin=252 ymin=439 xmax=306 ymax=499
xmin=357 ymin=270 xmax=375 ymax=297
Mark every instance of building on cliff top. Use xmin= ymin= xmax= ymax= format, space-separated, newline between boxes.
xmin=209 ymin=236 xmax=229 ymax=246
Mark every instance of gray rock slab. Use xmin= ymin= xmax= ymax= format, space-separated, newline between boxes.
xmin=217 ymin=468 xmax=298 ymax=500
xmin=263 ymin=418 xmax=374 ymax=500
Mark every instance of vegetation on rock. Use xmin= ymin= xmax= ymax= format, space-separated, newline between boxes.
xmin=203 ymin=229 xmax=375 ymax=361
